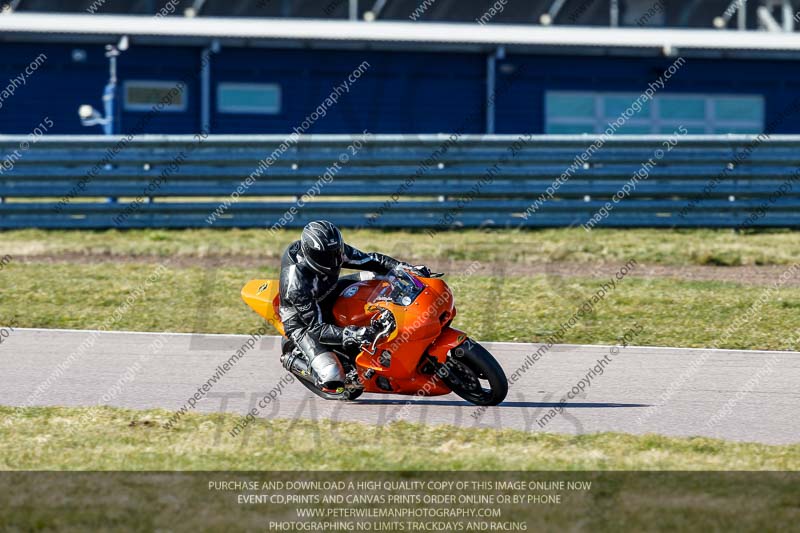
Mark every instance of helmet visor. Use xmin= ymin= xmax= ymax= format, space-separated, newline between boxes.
xmin=304 ymin=243 xmax=344 ymax=273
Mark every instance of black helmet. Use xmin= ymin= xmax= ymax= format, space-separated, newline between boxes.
xmin=300 ymin=220 xmax=344 ymax=275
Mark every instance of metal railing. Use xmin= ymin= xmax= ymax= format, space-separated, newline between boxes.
xmin=1 ymin=134 xmax=799 ymax=229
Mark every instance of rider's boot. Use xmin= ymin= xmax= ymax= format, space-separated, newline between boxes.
xmin=284 ymin=335 xmax=346 ymax=390
xmin=308 ymin=351 xmax=346 ymax=390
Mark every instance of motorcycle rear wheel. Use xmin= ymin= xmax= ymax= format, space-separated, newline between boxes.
xmin=442 ymin=339 xmax=507 ymax=406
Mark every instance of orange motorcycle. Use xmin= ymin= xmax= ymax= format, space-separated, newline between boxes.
xmin=241 ymin=267 xmax=507 ymax=406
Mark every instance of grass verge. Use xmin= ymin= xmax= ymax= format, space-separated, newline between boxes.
xmin=2 ymin=227 xmax=800 ymax=266
xmin=3 ymin=405 xmax=798 ymax=470
xmin=2 ymin=261 xmax=799 ymax=350
xmin=3 ymin=405 xmax=798 ymax=531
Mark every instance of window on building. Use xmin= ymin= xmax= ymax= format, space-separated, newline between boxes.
xmin=545 ymin=91 xmax=764 ymax=134
xmin=217 ymin=83 xmax=281 ymax=114
xmin=123 ymin=80 xmax=187 ymax=112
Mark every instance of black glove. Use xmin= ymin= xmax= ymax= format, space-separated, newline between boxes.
xmin=410 ymin=265 xmax=431 ymax=277
xmin=342 ymin=325 xmax=378 ymax=349
xmin=398 ymin=263 xmax=431 ymax=278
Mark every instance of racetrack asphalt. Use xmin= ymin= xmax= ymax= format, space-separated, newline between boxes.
xmin=2 ymin=328 xmax=798 ymax=445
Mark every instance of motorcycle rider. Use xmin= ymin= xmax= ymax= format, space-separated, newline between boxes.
xmin=278 ymin=220 xmax=425 ymax=390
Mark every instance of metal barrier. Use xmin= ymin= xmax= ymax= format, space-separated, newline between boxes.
xmin=1 ymin=134 xmax=799 ymax=229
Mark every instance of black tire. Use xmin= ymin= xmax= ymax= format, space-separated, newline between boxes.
xmin=441 ymin=339 xmax=507 ymax=406
xmin=295 ymin=371 xmax=364 ymax=401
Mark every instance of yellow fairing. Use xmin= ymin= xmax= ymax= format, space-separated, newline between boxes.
xmin=241 ymin=279 xmax=285 ymax=336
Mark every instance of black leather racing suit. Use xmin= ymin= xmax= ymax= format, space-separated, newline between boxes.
xmin=278 ymin=240 xmax=401 ymax=366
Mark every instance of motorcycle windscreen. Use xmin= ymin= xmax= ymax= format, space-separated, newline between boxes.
xmin=365 ymin=270 xmax=426 ymax=307
xmin=367 ymin=272 xmax=445 ymax=340
xmin=332 ymin=271 xmax=423 ymax=329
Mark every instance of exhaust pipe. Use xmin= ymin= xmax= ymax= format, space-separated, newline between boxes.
xmin=282 ymin=350 xmax=345 ymax=390
xmin=281 ymin=352 xmax=311 ymax=379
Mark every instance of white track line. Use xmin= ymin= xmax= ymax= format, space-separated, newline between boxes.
xmin=12 ymin=327 xmax=800 ymax=355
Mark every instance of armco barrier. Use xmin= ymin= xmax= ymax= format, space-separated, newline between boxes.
xmin=1 ymin=134 xmax=799 ymax=229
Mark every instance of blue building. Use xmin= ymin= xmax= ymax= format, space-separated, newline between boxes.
xmin=1 ymin=11 xmax=800 ymax=135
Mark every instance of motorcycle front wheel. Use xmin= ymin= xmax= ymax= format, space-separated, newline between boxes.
xmin=441 ymin=339 xmax=508 ymax=406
